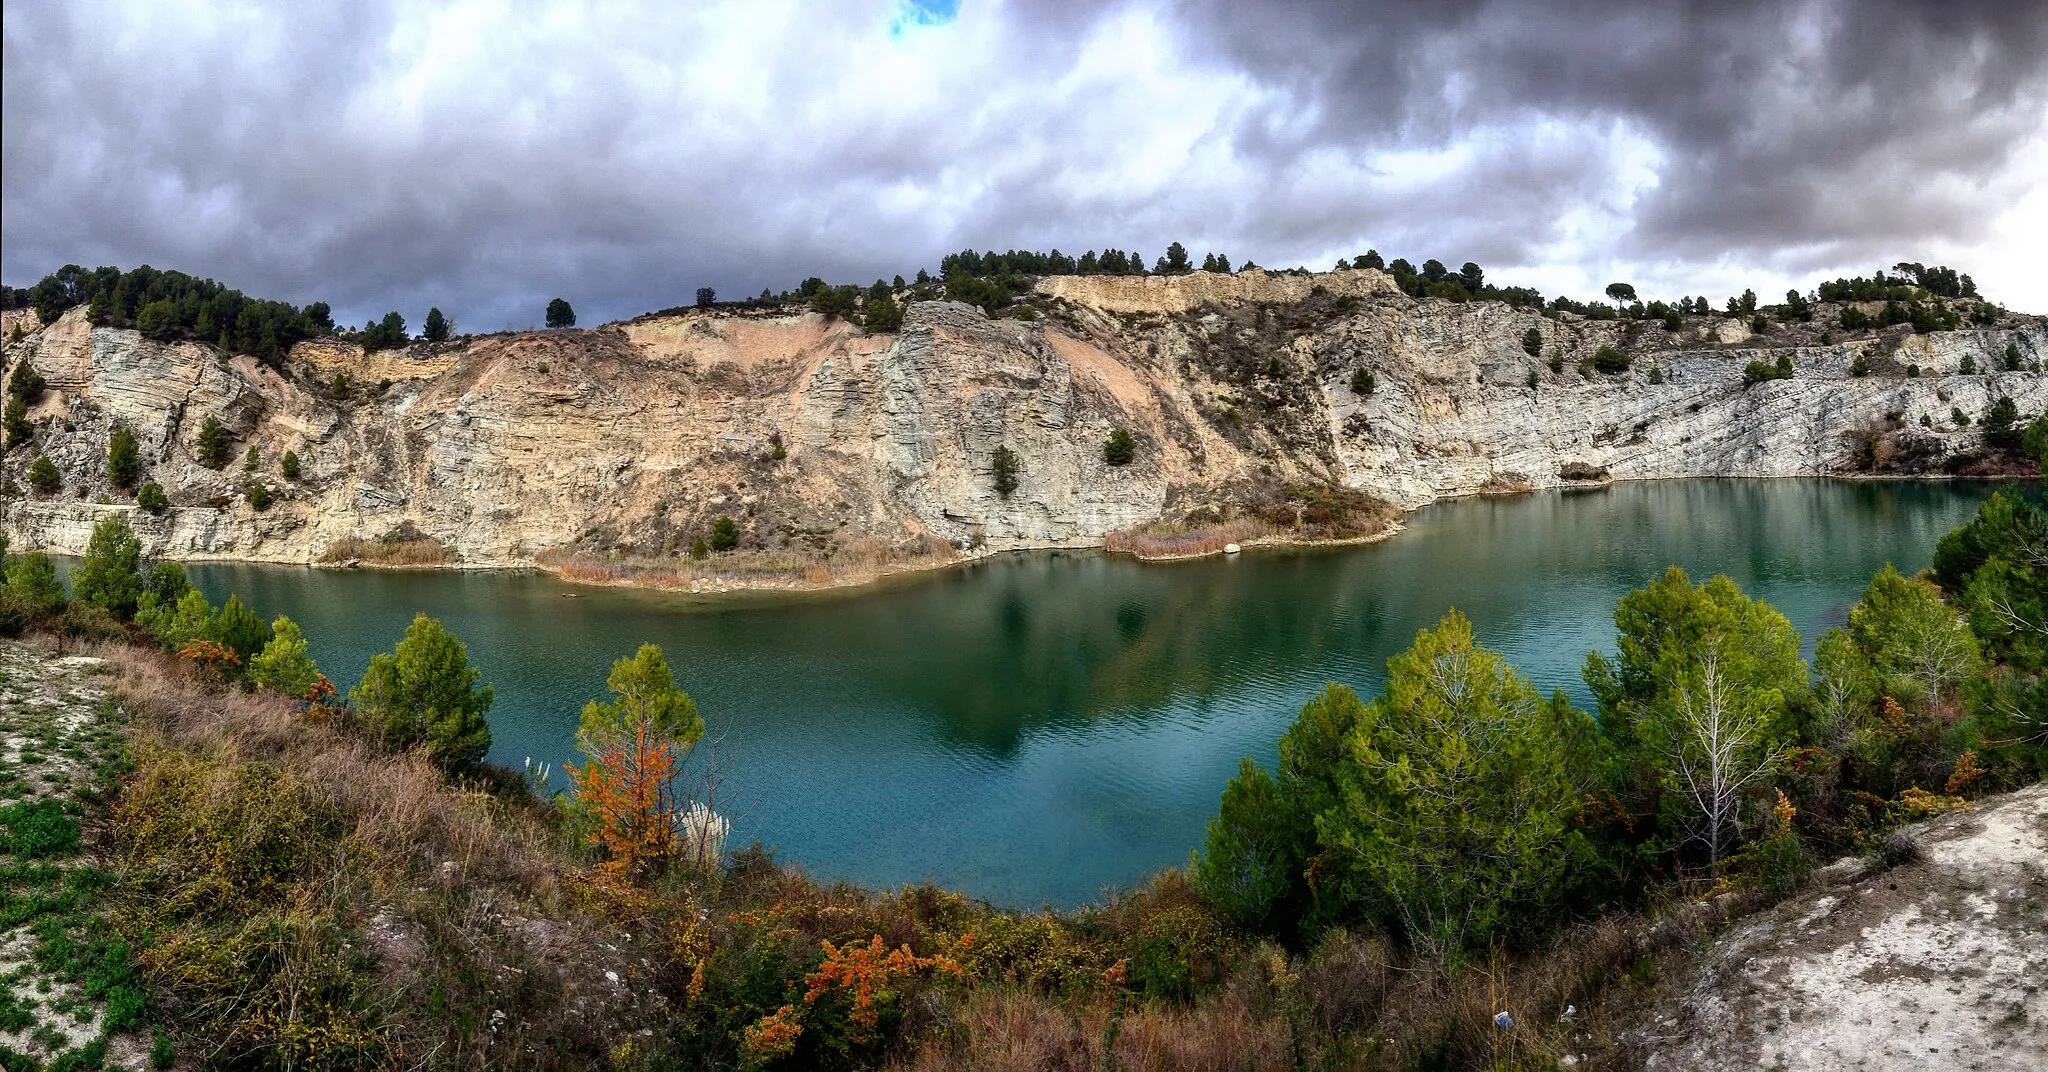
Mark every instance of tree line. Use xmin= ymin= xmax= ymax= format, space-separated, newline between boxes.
xmin=0 ymin=263 xmax=474 ymax=361
xmin=7 ymin=264 xmax=335 ymax=369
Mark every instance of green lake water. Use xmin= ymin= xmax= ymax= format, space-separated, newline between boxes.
xmin=173 ymin=479 xmax=1998 ymax=907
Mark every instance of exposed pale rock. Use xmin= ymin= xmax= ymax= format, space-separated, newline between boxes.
xmin=2 ymin=282 xmax=2042 ymax=572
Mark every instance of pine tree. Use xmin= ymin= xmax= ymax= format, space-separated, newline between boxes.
xmin=991 ymin=445 xmax=1020 ymax=498
xmin=107 ymin=423 xmax=142 ymax=487
xmin=72 ymin=514 xmax=144 ymax=619
xmin=196 ymin=416 xmax=232 ymax=469
xmin=350 ymin=615 xmax=495 ymax=773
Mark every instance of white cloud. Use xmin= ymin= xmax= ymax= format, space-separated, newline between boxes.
xmin=3 ymin=0 xmax=2043 ymax=325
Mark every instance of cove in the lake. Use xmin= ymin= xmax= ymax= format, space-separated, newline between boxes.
xmin=176 ymin=479 xmax=1999 ymax=907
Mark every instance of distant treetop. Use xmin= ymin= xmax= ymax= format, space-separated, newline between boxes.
xmin=8 ymin=263 xmax=333 ymax=369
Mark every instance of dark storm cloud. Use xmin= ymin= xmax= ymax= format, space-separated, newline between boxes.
xmin=3 ymin=0 xmax=2044 ymax=330
xmin=1172 ymin=0 xmax=2048 ymax=273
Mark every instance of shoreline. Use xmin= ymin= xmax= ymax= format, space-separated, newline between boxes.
xmin=11 ymin=472 xmax=2031 ymax=598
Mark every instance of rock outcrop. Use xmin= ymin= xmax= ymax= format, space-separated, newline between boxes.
xmin=1641 ymin=782 xmax=2048 ymax=1070
xmin=3 ymin=269 xmax=2043 ymax=573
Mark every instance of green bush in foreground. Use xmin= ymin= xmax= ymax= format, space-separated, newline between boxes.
xmin=72 ymin=514 xmax=145 ymax=620
xmin=248 ymin=615 xmax=321 ymax=697
xmin=1199 ymin=613 xmax=1597 ymax=957
xmin=350 ymin=614 xmax=494 ymax=773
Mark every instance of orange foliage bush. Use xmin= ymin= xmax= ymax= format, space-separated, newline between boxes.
xmin=177 ymin=638 xmax=241 ymax=675
xmin=567 ymin=721 xmax=680 ymax=878
xmin=1945 ymin=750 xmax=1983 ymax=796
xmin=804 ymin=934 xmax=965 ymax=1037
xmin=739 ymin=1004 xmax=802 ymax=1065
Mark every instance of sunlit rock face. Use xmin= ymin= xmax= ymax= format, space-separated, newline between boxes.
xmin=4 ymin=272 xmax=2043 ymax=565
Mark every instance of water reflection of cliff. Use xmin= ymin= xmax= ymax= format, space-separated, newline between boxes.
xmin=177 ymin=479 xmax=2000 ymax=762
xmin=822 ymin=479 xmax=2000 ymax=753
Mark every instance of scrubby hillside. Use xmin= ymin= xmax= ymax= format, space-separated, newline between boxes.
xmin=2 ymin=268 xmax=2043 ymax=587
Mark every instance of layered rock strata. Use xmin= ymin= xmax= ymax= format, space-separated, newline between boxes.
xmin=3 ymin=269 xmax=2042 ymax=572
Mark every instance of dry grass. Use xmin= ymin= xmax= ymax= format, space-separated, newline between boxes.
xmin=86 ymin=640 xmax=639 ymax=1069
xmin=539 ymin=533 xmax=958 ymax=591
xmin=1105 ymin=517 xmax=1278 ymax=559
xmin=320 ymin=533 xmax=455 ymax=566
xmin=1107 ymin=483 xmax=1401 ymax=560
xmin=886 ymin=906 xmax=1678 ymax=1072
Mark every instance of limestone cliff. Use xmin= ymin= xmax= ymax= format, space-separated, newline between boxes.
xmin=3 ymin=269 xmax=2043 ymax=577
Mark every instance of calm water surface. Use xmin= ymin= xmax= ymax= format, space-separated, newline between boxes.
xmin=177 ymin=479 xmax=1996 ymax=907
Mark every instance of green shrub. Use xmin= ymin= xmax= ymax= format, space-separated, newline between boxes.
xmin=1590 ymin=345 xmax=1630 ymax=374
xmin=137 ymin=480 xmax=170 ymax=512
xmin=3 ymin=395 xmax=29 ymax=449
xmin=3 ymin=551 xmax=67 ymax=621
xmin=1983 ymin=395 xmax=2022 ymax=450
xmin=1103 ymin=428 xmax=1135 ymax=466
xmin=1193 ymin=757 xmax=1304 ymax=934
xmin=28 ymin=453 xmax=60 ymax=492
xmin=143 ymin=588 xmax=215 ymax=651
xmin=196 ymin=415 xmax=232 ymax=469
xmin=2024 ymin=415 xmax=2048 ymax=465
xmin=1349 ymin=367 xmax=1375 ymax=395
xmin=1520 ymin=327 xmax=1542 ymax=357
xmin=689 ymin=536 xmax=709 ymax=560
xmin=1315 ymin=612 xmax=1596 ymax=957
xmin=6 ymin=358 xmax=45 ymax=401
xmin=61 ymin=600 xmax=127 ymax=641
xmin=0 ymin=799 xmax=80 ymax=858
xmin=281 ymin=449 xmax=301 ymax=481
xmin=72 ymin=513 xmax=144 ymax=619
xmin=246 ymin=481 xmax=272 ymax=510
xmin=249 ymin=616 xmax=321 ymax=697
xmin=1743 ymin=357 xmax=1793 ymax=387
xmin=350 ymin=614 xmax=495 ymax=773
xmin=1743 ymin=821 xmax=1811 ymax=898
xmin=108 ymin=423 xmax=142 ymax=487
xmin=991 ymin=445 xmax=1019 ymax=499
xmin=709 ymin=515 xmax=739 ymax=552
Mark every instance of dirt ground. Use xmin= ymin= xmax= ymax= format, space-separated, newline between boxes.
xmin=1641 ymin=782 xmax=2048 ymax=1071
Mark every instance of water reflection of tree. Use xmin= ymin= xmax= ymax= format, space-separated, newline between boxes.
xmin=859 ymin=551 xmax=1395 ymax=753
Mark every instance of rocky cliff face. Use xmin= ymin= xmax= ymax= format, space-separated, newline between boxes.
xmin=3 ymin=269 xmax=2043 ymax=572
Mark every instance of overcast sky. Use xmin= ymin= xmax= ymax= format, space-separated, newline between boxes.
xmin=5 ymin=0 xmax=2045 ymax=330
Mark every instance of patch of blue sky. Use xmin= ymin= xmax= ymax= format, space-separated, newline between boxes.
xmin=890 ymin=0 xmax=961 ymax=37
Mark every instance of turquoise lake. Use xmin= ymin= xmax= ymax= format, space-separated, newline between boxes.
xmin=173 ymin=479 xmax=1998 ymax=907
